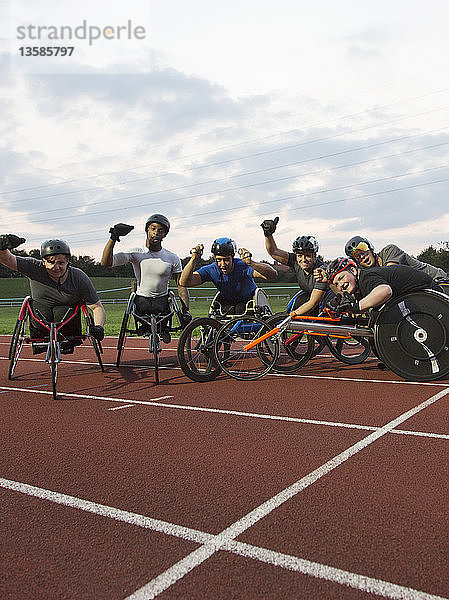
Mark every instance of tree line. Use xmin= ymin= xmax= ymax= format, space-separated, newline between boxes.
xmin=1 ymin=244 xmax=448 ymax=281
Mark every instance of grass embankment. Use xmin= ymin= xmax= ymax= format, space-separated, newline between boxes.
xmin=0 ymin=277 xmax=294 ymax=335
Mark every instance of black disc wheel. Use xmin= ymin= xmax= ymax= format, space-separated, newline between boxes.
xmin=264 ymin=313 xmax=315 ymax=373
xmin=177 ymin=317 xmax=223 ymax=382
xmin=8 ymin=317 xmax=27 ymax=380
xmin=373 ymin=290 xmax=449 ymax=381
xmin=214 ymin=316 xmax=279 ymax=381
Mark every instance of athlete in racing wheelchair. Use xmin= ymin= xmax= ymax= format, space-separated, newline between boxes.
xmin=0 ymin=234 xmax=106 ymax=398
xmin=177 ymin=237 xmax=276 ymax=381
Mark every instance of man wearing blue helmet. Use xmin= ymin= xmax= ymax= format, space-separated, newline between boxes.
xmin=179 ymin=237 xmax=276 ymax=313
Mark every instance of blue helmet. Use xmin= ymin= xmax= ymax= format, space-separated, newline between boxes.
xmin=211 ymin=237 xmax=237 ymax=256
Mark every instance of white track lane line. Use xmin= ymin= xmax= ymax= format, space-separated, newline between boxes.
xmin=123 ymin=388 xmax=449 ymax=599
xmin=1 ymin=385 xmax=448 ymax=440
xmin=2 ymin=354 xmax=449 ymax=386
xmin=2 ymin=390 xmax=449 ymax=600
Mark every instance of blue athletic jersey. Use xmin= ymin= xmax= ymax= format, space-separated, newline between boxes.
xmin=196 ymin=258 xmax=257 ymax=304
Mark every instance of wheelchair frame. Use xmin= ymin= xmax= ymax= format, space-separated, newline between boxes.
xmin=177 ymin=288 xmax=273 ymax=382
xmin=116 ymin=290 xmax=185 ymax=384
xmin=234 ymin=288 xmax=449 ymax=382
xmin=8 ymin=296 xmax=104 ymax=399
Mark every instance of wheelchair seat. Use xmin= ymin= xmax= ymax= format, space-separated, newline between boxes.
xmin=208 ymin=288 xmax=272 ymax=321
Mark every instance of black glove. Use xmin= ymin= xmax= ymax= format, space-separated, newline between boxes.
xmin=327 ymin=292 xmax=361 ymax=314
xmin=260 ymin=217 xmax=279 ymax=237
xmin=0 ymin=234 xmax=26 ymax=250
xmin=180 ymin=308 xmax=193 ymax=327
xmin=109 ymin=223 xmax=134 ymax=242
xmin=89 ymin=325 xmax=105 ymax=341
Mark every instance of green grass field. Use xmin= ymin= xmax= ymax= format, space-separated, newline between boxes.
xmin=0 ymin=277 xmax=295 ymax=335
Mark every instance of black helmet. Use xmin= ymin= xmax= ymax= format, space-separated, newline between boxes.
xmin=145 ymin=214 xmax=170 ymax=234
xmin=292 ymin=235 xmax=319 ymax=254
xmin=211 ymin=237 xmax=237 ymax=256
xmin=326 ymin=257 xmax=357 ymax=284
xmin=345 ymin=236 xmax=374 ymax=259
xmin=40 ymin=239 xmax=71 ymax=258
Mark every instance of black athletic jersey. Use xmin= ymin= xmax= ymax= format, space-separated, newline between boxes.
xmin=358 ymin=265 xmax=434 ymax=298
xmin=287 ymin=253 xmax=328 ymax=294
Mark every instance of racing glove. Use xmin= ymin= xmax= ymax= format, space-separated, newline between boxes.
xmin=260 ymin=216 xmax=279 ymax=237
xmin=0 ymin=234 xmax=26 ymax=250
xmin=89 ymin=324 xmax=105 ymax=341
xmin=327 ymin=292 xmax=362 ymax=314
xmin=109 ymin=223 xmax=134 ymax=242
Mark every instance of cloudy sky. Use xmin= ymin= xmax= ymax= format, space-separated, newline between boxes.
xmin=1 ymin=0 xmax=449 ymax=262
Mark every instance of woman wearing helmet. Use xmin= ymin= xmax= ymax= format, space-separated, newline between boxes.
xmin=326 ymin=255 xmax=440 ymax=314
xmin=179 ymin=236 xmax=276 ymax=312
xmin=101 ymin=214 xmax=191 ymax=341
xmin=344 ymin=235 xmax=446 ymax=280
xmin=260 ymin=216 xmax=329 ymax=316
xmin=0 ymin=233 xmax=106 ymax=350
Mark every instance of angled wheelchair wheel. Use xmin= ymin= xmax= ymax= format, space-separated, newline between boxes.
xmin=214 ymin=316 xmax=279 ymax=381
xmin=177 ymin=317 xmax=223 ymax=382
xmin=116 ymin=301 xmax=134 ymax=367
xmin=83 ymin=311 xmax=104 ymax=372
xmin=49 ymin=323 xmax=59 ymax=400
xmin=373 ymin=290 xmax=449 ymax=381
xmin=326 ymin=335 xmax=371 ymax=365
xmin=264 ymin=313 xmax=315 ymax=373
xmin=8 ymin=315 xmax=27 ymax=380
xmin=150 ymin=315 xmax=160 ymax=385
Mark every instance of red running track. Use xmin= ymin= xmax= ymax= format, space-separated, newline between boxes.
xmin=0 ymin=334 xmax=448 ymax=600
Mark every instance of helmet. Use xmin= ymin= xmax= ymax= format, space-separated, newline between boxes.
xmin=344 ymin=236 xmax=374 ymax=260
xmin=292 ymin=235 xmax=319 ymax=254
xmin=145 ymin=214 xmax=170 ymax=234
xmin=40 ymin=239 xmax=71 ymax=258
xmin=211 ymin=237 xmax=237 ymax=256
xmin=326 ymin=257 xmax=357 ymax=283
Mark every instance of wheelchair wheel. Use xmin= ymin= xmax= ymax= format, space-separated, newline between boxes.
xmin=116 ymin=306 xmax=132 ymax=367
xmin=326 ymin=335 xmax=371 ymax=365
xmin=150 ymin=315 xmax=160 ymax=385
xmin=8 ymin=316 xmax=27 ymax=379
xmin=373 ymin=290 xmax=449 ymax=381
xmin=84 ymin=313 xmax=104 ymax=372
xmin=214 ymin=316 xmax=279 ymax=381
xmin=177 ymin=317 xmax=223 ymax=382
xmin=264 ymin=313 xmax=315 ymax=373
xmin=49 ymin=324 xmax=59 ymax=399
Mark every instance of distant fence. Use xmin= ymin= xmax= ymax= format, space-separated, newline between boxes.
xmin=0 ymin=285 xmax=297 ymax=307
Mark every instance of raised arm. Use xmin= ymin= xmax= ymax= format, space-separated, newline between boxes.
xmin=260 ymin=217 xmax=289 ymax=265
xmin=101 ymin=223 xmax=134 ymax=267
xmin=179 ymin=245 xmax=204 ymax=287
xmin=0 ymin=234 xmax=26 ymax=271
xmin=238 ymin=248 xmax=277 ymax=281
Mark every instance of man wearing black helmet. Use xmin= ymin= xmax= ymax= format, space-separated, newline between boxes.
xmin=101 ymin=214 xmax=190 ymax=342
xmin=344 ymin=236 xmax=447 ymax=280
xmin=0 ymin=234 xmax=106 ymax=352
xmin=179 ymin=237 xmax=276 ymax=313
xmin=260 ymin=216 xmax=329 ymax=316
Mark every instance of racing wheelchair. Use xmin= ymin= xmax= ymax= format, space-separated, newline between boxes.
xmin=269 ymin=290 xmax=372 ymax=367
xmin=116 ymin=291 xmax=187 ymax=384
xmin=214 ymin=288 xmax=449 ymax=382
xmin=8 ymin=296 xmax=104 ymax=399
xmin=176 ymin=288 xmax=274 ymax=382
